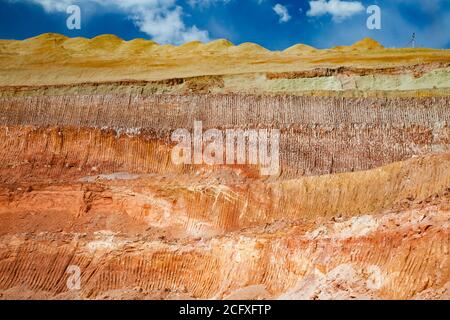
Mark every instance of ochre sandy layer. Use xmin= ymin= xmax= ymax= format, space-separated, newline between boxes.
xmin=1 ymin=34 xmax=450 ymax=88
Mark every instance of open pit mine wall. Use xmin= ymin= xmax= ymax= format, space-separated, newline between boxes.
xmin=0 ymin=209 xmax=448 ymax=300
xmin=0 ymin=157 xmax=448 ymax=299
xmin=0 ymin=94 xmax=448 ymax=179
xmin=0 ymin=93 xmax=448 ymax=235
xmin=0 ymin=151 xmax=448 ymax=236
xmin=0 ymin=91 xmax=449 ymax=300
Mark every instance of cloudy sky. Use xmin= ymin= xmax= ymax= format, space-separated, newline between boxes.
xmin=0 ymin=0 xmax=449 ymax=49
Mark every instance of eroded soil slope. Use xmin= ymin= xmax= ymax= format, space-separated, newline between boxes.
xmin=0 ymin=35 xmax=448 ymax=300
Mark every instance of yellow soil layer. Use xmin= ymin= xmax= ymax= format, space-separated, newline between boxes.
xmin=1 ymin=71 xmax=449 ymax=97
xmin=1 ymin=34 xmax=450 ymax=86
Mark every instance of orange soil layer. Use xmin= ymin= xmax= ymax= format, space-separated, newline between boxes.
xmin=0 ymin=189 xmax=448 ymax=299
xmin=0 ymin=95 xmax=448 ymax=178
xmin=0 ymin=124 xmax=448 ymax=299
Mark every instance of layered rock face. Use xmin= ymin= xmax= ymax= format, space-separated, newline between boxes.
xmin=0 ymin=34 xmax=448 ymax=300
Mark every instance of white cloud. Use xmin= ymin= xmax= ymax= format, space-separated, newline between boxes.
xmin=14 ymin=0 xmax=210 ymax=44
xmin=188 ymin=0 xmax=264 ymax=7
xmin=307 ymin=0 xmax=364 ymax=22
xmin=187 ymin=0 xmax=230 ymax=7
xmin=20 ymin=0 xmax=72 ymax=12
xmin=132 ymin=5 xmax=209 ymax=44
xmin=273 ymin=4 xmax=291 ymax=23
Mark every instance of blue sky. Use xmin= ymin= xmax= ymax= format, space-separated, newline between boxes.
xmin=0 ymin=0 xmax=449 ymax=49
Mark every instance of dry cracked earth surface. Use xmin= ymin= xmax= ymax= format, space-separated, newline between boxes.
xmin=0 ymin=34 xmax=448 ymax=300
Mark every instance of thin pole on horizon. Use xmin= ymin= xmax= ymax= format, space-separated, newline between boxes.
xmin=406 ymin=33 xmax=416 ymax=48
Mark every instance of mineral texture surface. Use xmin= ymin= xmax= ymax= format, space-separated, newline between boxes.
xmin=0 ymin=34 xmax=448 ymax=300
